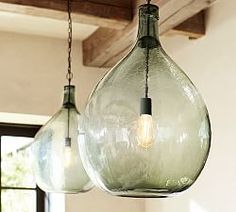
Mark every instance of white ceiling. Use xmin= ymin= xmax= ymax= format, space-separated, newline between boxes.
xmin=0 ymin=11 xmax=98 ymax=40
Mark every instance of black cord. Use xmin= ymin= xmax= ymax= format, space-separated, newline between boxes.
xmin=66 ymin=0 xmax=73 ymax=142
xmin=146 ymin=0 xmax=151 ymax=4
xmin=67 ymin=0 xmax=73 ymax=84
xmin=145 ymin=48 xmax=150 ymax=98
xmin=145 ymin=4 xmax=150 ymax=98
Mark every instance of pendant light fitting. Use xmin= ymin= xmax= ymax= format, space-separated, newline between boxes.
xmin=31 ymin=0 xmax=92 ymax=193
xmin=80 ymin=0 xmax=211 ymax=198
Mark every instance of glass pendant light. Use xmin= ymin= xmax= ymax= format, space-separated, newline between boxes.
xmin=80 ymin=0 xmax=211 ymax=198
xmin=31 ymin=0 xmax=92 ymax=193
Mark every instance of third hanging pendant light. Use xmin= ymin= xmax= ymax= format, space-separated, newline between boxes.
xmin=80 ymin=0 xmax=211 ymax=198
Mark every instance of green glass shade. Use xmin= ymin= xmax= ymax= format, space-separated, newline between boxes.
xmin=31 ymin=86 xmax=92 ymax=193
xmin=80 ymin=4 xmax=211 ymax=198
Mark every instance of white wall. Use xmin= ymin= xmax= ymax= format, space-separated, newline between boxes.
xmin=0 ymin=32 xmax=106 ymax=116
xmin=66 ymin=189 xmax=144 ymax=212
xmin=146 ymin=0 xmax=236 ymax=211
xmin=0 ymin=32 xmax=145 ymax=212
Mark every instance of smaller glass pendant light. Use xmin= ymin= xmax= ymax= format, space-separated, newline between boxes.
xmin=31 ymin=0 xmax=92 ymax=193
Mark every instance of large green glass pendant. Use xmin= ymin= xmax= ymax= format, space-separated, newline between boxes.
xmin=80 ymin=4 xmax=211 ymax=198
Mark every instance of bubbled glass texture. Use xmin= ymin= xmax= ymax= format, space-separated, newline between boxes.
xmin=80 ymin=5 xmax=211 ymax=198
xmin=31 ymin=86 xmax=92 ymax=193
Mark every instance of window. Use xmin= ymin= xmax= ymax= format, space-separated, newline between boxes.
xmin=0 ymin=123 xmax=44 ymax=212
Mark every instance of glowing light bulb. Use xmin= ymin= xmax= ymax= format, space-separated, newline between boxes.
xmin=137 ymin=97 xmax=155 ymax=148
xmin=137 ymin=114 xmax=155 ymax=148
xmin=64 ymin=137 xmax=72 ymax=168
xmin=64 ymin=146 xmax=72 ymax=167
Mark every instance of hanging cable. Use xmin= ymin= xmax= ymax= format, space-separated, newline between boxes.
xmin=67 ymin=0 xmax=73 ymax=85
xmin=66 ymin=0 xmax=73 ymax=146
xmin=145 ymin=48 xmax=150 ymax=98
xmin=145 ymin=3 xmax=150 ymax=98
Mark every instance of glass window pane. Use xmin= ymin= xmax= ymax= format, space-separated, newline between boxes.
xmin=1 ymin=189 xmax=36 ymax=212
xmin=1 ymin=136 xmax=36 ymax=188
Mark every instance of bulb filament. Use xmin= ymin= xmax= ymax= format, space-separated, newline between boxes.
xmin=137 ymin=114 xmax=155 ymax=148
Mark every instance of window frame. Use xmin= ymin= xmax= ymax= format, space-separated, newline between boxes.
xmin=0 ymin=123 xmax=44 ymax=212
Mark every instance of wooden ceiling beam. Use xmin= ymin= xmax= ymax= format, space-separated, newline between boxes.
xmin=0 ymin=0 xmax=215 ymax=68
xmin=0 ymin=0 xmax=133 ymax=30
xmin=170 ymin=10 xmax=206 ymax=39
xmin=83 ymin=0 xmax=216 ymax=68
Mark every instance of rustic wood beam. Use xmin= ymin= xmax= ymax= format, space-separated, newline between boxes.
xmin=170 ymin=10 xmax=206 ymax=39
xmin=83 ymin=0 xmax=216 ymax=68
xmin=0 ymin=0 xmax=133 ymax=30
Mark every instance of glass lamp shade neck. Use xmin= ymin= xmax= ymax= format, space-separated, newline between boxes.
xmin=63 ymin=85 xmax=76 ymax=146
xmin=63 ymin=85 xmax=76 ymax=108
xmin=137 ymin=4 xmax=160 ymax=48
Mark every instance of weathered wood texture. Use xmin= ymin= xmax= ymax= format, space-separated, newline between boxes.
xmin=0 ymin=0 xmax=133 ymax=29
xmin=170 ymin=10 xmax=206 ymax=39
xmin=83 ymin=0 xmax=216 ymax=68
xmin=0 ymin=0 xmax=215 ymax=67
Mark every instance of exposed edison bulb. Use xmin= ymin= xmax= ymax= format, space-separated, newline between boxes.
xmin=137 ymin=97 xmax=155 ymax=148
xmin=64 ymin=146 xmax=72 ymax=168
xmin=64 ymin=137 xmax=73 ymax=168
xmin=137 ymin=114 xmax=155 ymax=148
